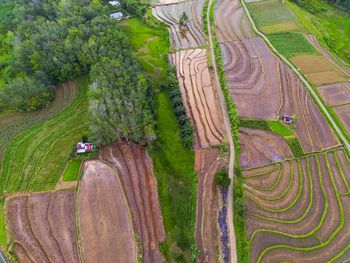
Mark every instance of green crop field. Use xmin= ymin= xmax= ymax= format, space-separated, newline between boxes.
xmin=0 ymin=77 xmax=89 ymax=194
xmin=62 ymin=159 xmax=82 ymax=181
xmin=248 ymin=0 xmax=303 ymax=33
xmin=267 ymin=32 xmax=318 ymax=58
xmin=121 ymin=16 xmax=197 ymax=261
xmin=268 ymin=120 xmax=294 ymax=136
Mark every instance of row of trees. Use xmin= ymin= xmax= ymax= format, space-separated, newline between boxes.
xmin=291 ymin=0 xmax=350 ymax=13
xmin=0 ymin=0 xmax=155 ymax=145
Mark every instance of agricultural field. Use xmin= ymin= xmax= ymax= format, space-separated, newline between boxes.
xmin=76 ymin=160 xmax=137 ymax=263
xmin=5 ymin=189 xmax=79 ymax=263
xmin=247 ymin=0 xmax=303 ymax=34
xmin=195 ymin=148 xmax=222 ymax=262
xmin=0 ymin=78 xmax=89 ymax=194
xmin=100 ymin=142 xmax=165 ymax=263
xmin=243 ymin=148 xmax=350 ymax=262
xmin=170 ymin=49 xmax=224 ymax=149
xmin=152 ymin=0 xmax=205 ymax=50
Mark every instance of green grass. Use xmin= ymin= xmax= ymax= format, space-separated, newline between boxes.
xmin=248 ymin=0 xmax=303 ymax=33
xmin=287 ymin=137 xmax=304 ymax=157
xmin=267 ymin=32 xmax=318 ymax=58
xmin=0 ymin=77 xmax=89 ymax=194
xmin=268 ymin=120 xmax=294 ymax=136
xmin=287 ymin=0 xmax=350 ymax=65
xmin=122 ymin=16 xmax=196 ymax=261
xmin=0 ymin=199 xmax=5 ymax=246
xmin=240 ymin=118 xmax=271 ymax=131
xmin=62 ymin=159 xmax=82 ymax=181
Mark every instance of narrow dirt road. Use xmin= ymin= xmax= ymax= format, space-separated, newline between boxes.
xmin=206 ymin=0 xmax=237 ymax=262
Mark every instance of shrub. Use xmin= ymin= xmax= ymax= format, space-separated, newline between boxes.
xmin=215 ymin=171 xmax=231 ymax=187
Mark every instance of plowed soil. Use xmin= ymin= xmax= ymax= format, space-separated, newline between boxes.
xmin=244 ymin=149 xmax=350 ymax=262
xmin=239 ymin=127 xmax=293 ymax=168
xmin=5 ymin=189 xmax=79 ymax=263
xmin=152 ymin=0 xmax=205 ymax=50
xmin=195 ymin=148 xmax=221 ymax=262
xmin=170 ymin=49 xmax=224 ymax=149
xmin=100 ymin=142 xmax=165 ymax=263
xmin=77 ymin=160 xmax=137 ymax=263
xmin=318 ymin=82 xmax=350 ymax=106
xmin=333 ymin=104 xmax=350 ymax=134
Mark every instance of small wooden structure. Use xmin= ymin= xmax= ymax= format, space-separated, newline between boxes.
xmin=281 ymin=115 xmax=294 ymax=124
xmin=77 ymin=142 xmax=94 ymax=154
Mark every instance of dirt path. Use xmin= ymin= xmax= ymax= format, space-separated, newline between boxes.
xmin=207 ymin=0 xmax=237 ymax=261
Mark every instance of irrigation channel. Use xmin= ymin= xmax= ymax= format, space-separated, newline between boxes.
xmin=240 ymin=0 xmax=350 ymax=154
xmin=206 ymin=0 xmax=238 ymax=262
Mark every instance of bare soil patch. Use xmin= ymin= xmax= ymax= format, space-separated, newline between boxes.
xmin=100 ymin=142 xmax=165 ymax=263
xmin=5 ymin=189 xmax=79 ymax=263
xmin=239 ymin=128 xmax=293 ymax=168
xmin=318 ymin=82 xmax=350 ymax=106
xmin=77 ymin=160 xmax=137 ymax=263
xmin=170 ymin=49 xmax=224 ymax=149
xmin=333 ymin=104 xmax=350 ymax=135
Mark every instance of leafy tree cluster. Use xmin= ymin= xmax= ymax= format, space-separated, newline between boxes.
xmin=0 ymin=0 xmax=155 ymax=144
xmin=291 ymin=0 xmax=350 ymax=12
xmin=120 ymin=0 xmax=147 ymax=17
xmin=167 ymin=66 xmax=194 ymax=148
xmin=214 ymin=171 xmax=231 ymax=187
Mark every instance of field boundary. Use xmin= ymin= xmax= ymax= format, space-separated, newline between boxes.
xmin=240 ymin=0 xmax=350 ymax=155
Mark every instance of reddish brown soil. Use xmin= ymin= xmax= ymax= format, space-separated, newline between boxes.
xmin=318 ymin=82 xmax=350 ymax=106
xmin=239 ymin=128 xmax=293 ymax=168
xmin=333 ymin=104 xmax=350 ymax=134
xmin=100 ymin=142 xmax=165 ymax=263
xmin=244 ymin=163 xmax=281 ymax=189
xmin=215 ymin=0 xmax=254 ymax=41
xmin=152 ymin=1 xmax=205 ymax=50
xmin=243 ymin=164 xmax=277 ymax=177
xmin=5 ymin=189 xmax=79 ymax=263
xmin=170 ymin=49 xmax=224 ymax=149
xmin=245 ymin=149 xmax=350 ymax=262
xmin=77 ymin=160 xmax=137 ymax=263
xmin=195 ymin=148 xmax=221 ymax=262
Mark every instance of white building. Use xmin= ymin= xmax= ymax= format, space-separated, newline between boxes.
xmin=109 ymin=1 xmax=121 ymax=6
xmin=110 ymin=12 xmax=124 ymax=20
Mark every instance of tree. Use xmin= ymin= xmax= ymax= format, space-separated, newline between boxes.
xmin=179 ymin=12 xmax=189 ymax=27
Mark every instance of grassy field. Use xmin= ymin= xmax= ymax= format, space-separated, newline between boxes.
xmin=62 ymin=159 xmax=82 ymax=181
xmin=268 ymin=32 xmax=318 ymax=58
xmin=121 ymin=16 xmax=197 ymax=261
xmin=287 ymin=0 xmax=350 ymax=64
xmin=268 ymin=120 xmax=294 ymax=136
xmin=248 ymin=0 xmax=303 ymax=33
xmin=0 ymin=77 xmax=89 ymax=194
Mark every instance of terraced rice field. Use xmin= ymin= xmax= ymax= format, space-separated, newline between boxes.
xmin=0 ymin=78 xmax=89 ymax=193
xmin=0 ymin=81 xmax=77 ymax=169
xmin=215 ymin=0 xmax=254 ymax=42
xmin=77 ymin=160 xmax=137 ymax=263
xmin=291 ymin=55 xmax=347 ymax=86
xmin=170 ymin=49 xmax=224 ymax=149
xmin=318 ymin=82 xmax=350 ymax=107
xmin=243 ymin=148 xmax=350 ymax=262
xmin=239 ymin=128 xmax=293 ymax=168
xmin=195 ymin=148 xmax=221 ymax=262
xmin=247 ymin=0 xmax=303 ymax=34
xmin=5 ymin=189 xmax=79 ymax=263
xmin=100 ymin=142 xmax=165 ymax=263
xmin=152 ymin=0 xmax=205 ymax=50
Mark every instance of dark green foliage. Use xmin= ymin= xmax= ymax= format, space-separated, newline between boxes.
xmin=167 ymin=66 xmax=194 ymax=148
xmin=121 ymin=0 xmax=146 ymax=17
xmin=214 ymin=171 xmax=231 ymax=187
xmin=179 ymin=12 xmax=189 ymax=26
xmin=239 ymin=118 xmax=271 ymax=131
xmin=1 ymin=76 xmax=54 ymax=112
xmin=287 ymin=137 xmax=305 ymax=157
xmin=292 ymin=0 xmax=350 ymax=11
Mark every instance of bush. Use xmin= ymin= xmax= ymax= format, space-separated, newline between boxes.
xmin=215 ymin=171 xmax=231 ymax=187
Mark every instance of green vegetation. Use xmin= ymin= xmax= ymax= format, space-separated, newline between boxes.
xmin=287 ymin=0 xmax=350 ymax=64
xmin=248 ymin=0 xmax=303 ymax=33
xmin=268 ymin=120 xmax=294 ymax=137
xmin=122 ymin=16 xmax=196 ymax=261
xmin=268 ymin=32 xmax=318 ymax=58
xmin=240 ymin=118 xmax=271 ymax=131
xmin=215 ymin=171 xmax=231 ymax=187
xmin=0 ymin=199 xmax=5 ymax=246
xmin=62 ymin=159 xmax=82 ymax=182
xmin=287 ymin=137 xmax=305 ymax=157
xmin=0 ymin=77 xmax=89 ymax=194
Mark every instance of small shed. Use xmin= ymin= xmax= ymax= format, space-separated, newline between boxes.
xmin=281 ymin=115 xmax=294 ymax=124
xmin=76 ymin=142 xmax=94 ymax=154
xmin=109 ymin=0 xmax=121 ymax=6
xmin=110 ymin=12 xmax=124 ymax=20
